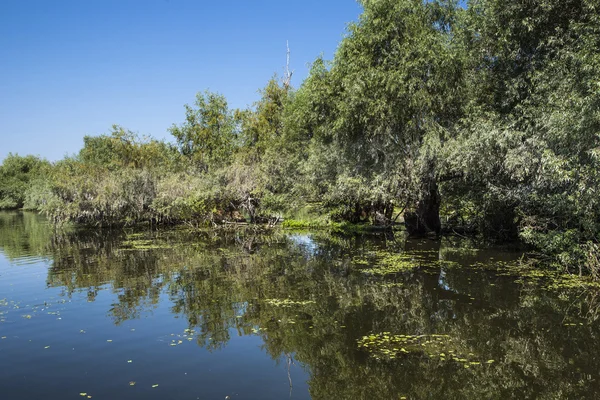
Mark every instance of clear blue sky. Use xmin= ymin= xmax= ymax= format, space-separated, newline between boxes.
xmin=0 ymin=0 xmax=362 ymax=162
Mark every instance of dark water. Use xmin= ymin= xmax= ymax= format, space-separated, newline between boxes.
xmin=1 ymin=211 xmax=599 ymax=400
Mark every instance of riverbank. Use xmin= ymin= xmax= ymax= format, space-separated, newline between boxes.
xmin=2 ymin=210 xmax=600 ymax=399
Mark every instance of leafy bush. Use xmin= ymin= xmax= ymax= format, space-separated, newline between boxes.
xmin=0 ymin=154 xmax=50 ymax=209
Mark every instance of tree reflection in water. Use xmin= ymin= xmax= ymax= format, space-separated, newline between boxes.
xmin=1 ymin=211 xmax=599 ymax=399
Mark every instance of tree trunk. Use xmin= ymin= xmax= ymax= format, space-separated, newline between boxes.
xmin=404 ymin=176 xmax=441 ymax=236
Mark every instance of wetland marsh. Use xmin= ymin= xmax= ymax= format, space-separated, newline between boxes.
xmin=1 ymin=211 xmax=599 ymax=399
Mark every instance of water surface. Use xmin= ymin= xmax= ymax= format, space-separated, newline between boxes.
xmin=1 ymin=211 xmax=599 ymax=399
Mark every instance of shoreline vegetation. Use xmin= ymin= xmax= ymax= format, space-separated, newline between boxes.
xmin=1 ymin=0 xmax=599 ymax=276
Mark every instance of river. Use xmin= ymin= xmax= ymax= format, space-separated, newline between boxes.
xmin=0 ymin=211 xmax=599 ymax=399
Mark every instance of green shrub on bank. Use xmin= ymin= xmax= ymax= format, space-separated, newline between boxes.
xmin=0 ymin=154 xmax=50 ymax=210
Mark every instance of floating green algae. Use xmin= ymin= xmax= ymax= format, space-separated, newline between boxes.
xmin=353 ymin=248 xmax=462 ymax=276
xmin=367 ymin=254 xmax=417 ymax=275
xmin=357 ymin=332 xmax=491 ymax=366
xmin=496 ymin=263 xmax=600 ymax=291
xmin=378 ymin=282 xmax=404 ymax=289
xmin=120 ymin=239 xmax=174 ymax=250
xmin=353 ymin=252 xmax=419 ymax=276
xmin=264 ymin=298 xmax=316 ymax=307
xmin=459 ymin=260 xmax=600 ymax=292
xmin=542 ymin=273 xmax=600 ymax=291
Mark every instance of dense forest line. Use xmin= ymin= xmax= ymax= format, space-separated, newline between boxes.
xmin=1 ymin=0 xmax=599 ymax=275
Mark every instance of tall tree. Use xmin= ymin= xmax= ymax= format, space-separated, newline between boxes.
xmin=170 ymin=90 xmax=235 ymax=172
xmin=441 ymin=0 xmax=600 ymax=266
xmin=298 ymin=0 xmax=466 ymax=230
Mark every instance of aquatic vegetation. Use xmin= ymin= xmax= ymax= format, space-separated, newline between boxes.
xmin=264 ymin=298 xmax=316 ymax=307
xmin=490 ymin=262 xmax=600 ymax=291
xmin=357 ymin=332 xmax=491 ymax=366
xmin=429 ymin=260 xmax=460 ymax=269
xmin=124 ymin=232 xmax=145 ymax=239
xmin=453 ymin=260 xmax=600 ymax=293
xmin=120 ymin=238 xmax=173 ymax=250
xmin=357 ymin=253 xmax=418 ymax=276
xmin=352 ymin=257 xmax=370 ymax=266
xmin=2 ymin=211 xmax=600 ymax=399
xmin=542 ymin=273 xmax=600 ymax=291
xmin=378 ymin=282 xmax=404 ymax=289
xmin=282 ymin=218 xmax=331 ymax=230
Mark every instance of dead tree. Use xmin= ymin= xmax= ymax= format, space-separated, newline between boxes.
xmin=283 ymin=41 xmax=294 ymax=90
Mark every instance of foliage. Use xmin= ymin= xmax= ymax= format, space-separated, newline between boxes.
xmin=0 ymin=154 xmax=50 ymax=209
xmin=169 ymin=90 xmax=235 ymax=172
xmin=1 ymin=0 xmax=599 ymax=274
xmin=440 ymin=0 xmax=600 ymax=271
xmin=79 ymin=125 xmax=182 ymax=171
xmin=4 ymin=212 xmax=600 ymax=398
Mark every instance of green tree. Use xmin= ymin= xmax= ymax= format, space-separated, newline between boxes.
xmin=170 ymin=90 xmax=235 ymax=171
xmin=79 ymin=125 xmax=181 ymax=171
xmin=294 ymin=0 xmax=466 ymax=228
xmin=0 ymin=154 xmax=50 ymax=209
xmin=226 ymin=77 xmax=300 ymax=219
xmin=441 ymin=0 xmax=600 ymax=270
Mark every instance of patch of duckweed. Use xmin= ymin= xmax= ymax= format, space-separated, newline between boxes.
xmin=378 ymin=282 xmax=404 ymax=289
xmin=430 ymin=260 xmax=461 ymax=268
xmin=353 ymin=250 xmax=458 ymax=276
xmin=441 ymin=247 xmax=481 ymax=256
xmin=124 ymin=232 xmax=145 ymax=239
xmin=466 ymin=261 xmax=600 ymax=292
xmin=364 ymin=254 xmax=418 ymax=276
xmin=543 ymin=273 xmax=600 ymax=291
xmin=357 ymin=332 xmax=492 ymax=366
xmin=282 ymin=219 xmax=330 ymax=229
xmin=495 ymin=264 xmax=600 ymax=291
xmin=458 ymin=260 xmax=515 ymax=271
xmin=264 ymin=298 xmax=316 ymax=307
xmin=352 ymin=257 xmax=370 ymax=266
xmin=120 ymin=239 xmax=173 ymax=251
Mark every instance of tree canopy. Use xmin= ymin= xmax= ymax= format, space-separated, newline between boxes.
xmin=1 ymin=0 xmax=598 ymax=275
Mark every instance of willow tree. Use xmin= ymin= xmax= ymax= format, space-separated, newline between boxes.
xmin=169 ymin=90 xmax=235 ymax=172
xmin=230 ymin=76 xmax=301 ymax=218
xmin=79 ymin=125 xmax=179 ymax=171
xmin=441 ymin=0 xmax=600 ymax=269
xmin=296 ymin=0 xmax=466 ymax=231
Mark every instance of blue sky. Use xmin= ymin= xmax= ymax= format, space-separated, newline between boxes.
xmin=0 ymin=0 xmax=362 ymax=161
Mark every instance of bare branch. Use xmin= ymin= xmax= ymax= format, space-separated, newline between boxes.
xmin=283 ymin=40 xmax=294 ymax=90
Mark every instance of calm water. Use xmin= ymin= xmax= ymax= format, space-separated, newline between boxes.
xmin=1 ymin=211 xmax=599 ymax=399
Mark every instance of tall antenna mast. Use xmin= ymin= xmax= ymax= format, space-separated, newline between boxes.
xmin=283 ymin=40 xmax=294 ymax=90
